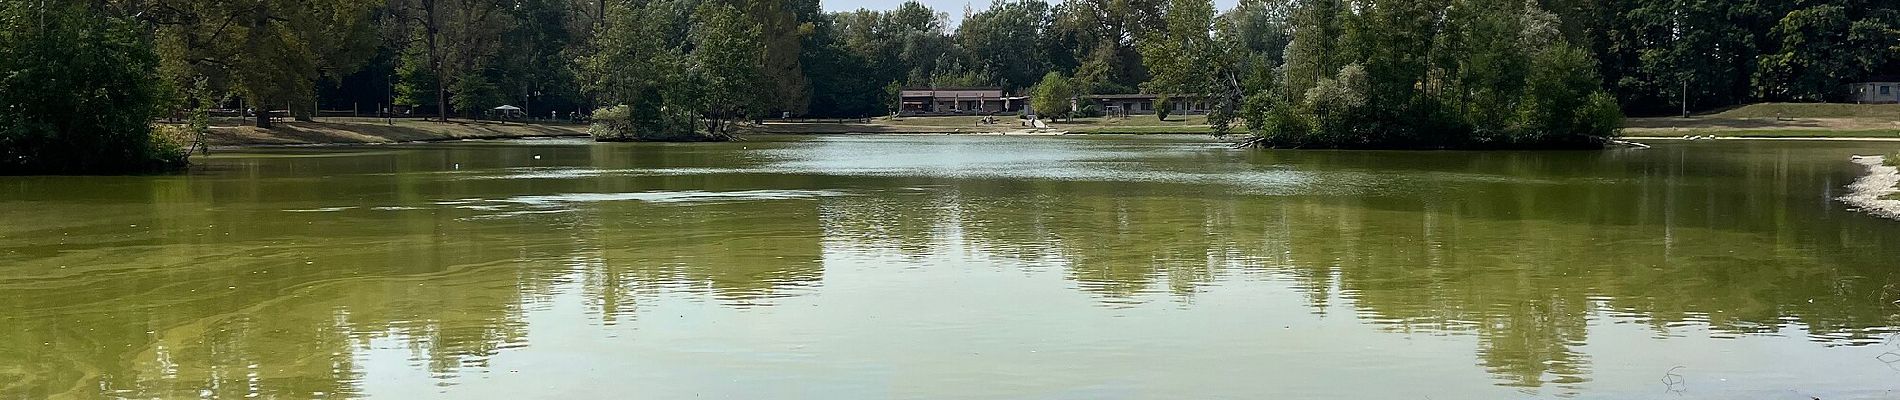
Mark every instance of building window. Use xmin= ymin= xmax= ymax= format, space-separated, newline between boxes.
xmin=1883 ymin=86 xmax=1892 ymax=95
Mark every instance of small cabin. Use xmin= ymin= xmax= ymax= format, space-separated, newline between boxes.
xmin=1851 ymin=81 xmax=1900 ymax=104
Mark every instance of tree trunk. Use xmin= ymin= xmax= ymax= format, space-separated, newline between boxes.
xmin=424 ymin=0 xmax=447 ymax=122
xmin=438 ymin=85 xmax=448 ymax=122
xmin=294 ymin=100 xmax=314 ymax=122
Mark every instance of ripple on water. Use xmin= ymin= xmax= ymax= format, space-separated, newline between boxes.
xmin=286 ymin=190 xmax=848 ymax=220
xmin=496 ymin=189 xmax=847 ymax=207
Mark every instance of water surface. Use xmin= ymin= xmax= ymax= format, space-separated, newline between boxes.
xmin=5 ymin=136 xmax=1900 ymax=399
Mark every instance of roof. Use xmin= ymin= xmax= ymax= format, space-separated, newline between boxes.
xmin=901 ymin=87 xmax=1007 ymax=98
xmin=1084 ymin=93 xmax=1208 ymax=100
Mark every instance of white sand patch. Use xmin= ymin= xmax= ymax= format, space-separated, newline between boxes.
xmin=1840 ymin=156 xmax=1900 ymax=220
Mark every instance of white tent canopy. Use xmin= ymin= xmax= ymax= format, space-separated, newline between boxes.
xmin=493 ymin=105 xmax=522 ymax=111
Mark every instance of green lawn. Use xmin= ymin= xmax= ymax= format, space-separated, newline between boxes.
xmin=1052 ymin=115 xmax=1211 ymax=133
xmin=1704 ymin=103 xmax=1900 ymax=119
xmin=1637 ymin=129 xmax=1900 ymax=138
xmin=874 ymin=115 xmax=998 ymax=127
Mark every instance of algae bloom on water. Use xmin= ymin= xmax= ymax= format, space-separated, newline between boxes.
xmin=7 ymin=137 xmax=1900 ymax=398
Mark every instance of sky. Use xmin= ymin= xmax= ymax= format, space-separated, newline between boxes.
xmin=821 ymin=0 xmax=1241 ymax=28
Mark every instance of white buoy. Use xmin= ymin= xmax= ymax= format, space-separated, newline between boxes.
xmin=533 ymin=155 xmax=542 ymax=160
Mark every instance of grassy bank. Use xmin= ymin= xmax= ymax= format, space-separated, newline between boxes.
xmin=191 ymin=103 xmax=1900 ymax=146
xmin=202 ymin=117 xmax=588 ymax=146
xmin=1625 ymin=129 xmax=1900 ymax=139
xmin=757 ymin=115 xmax=1217 ymax=135
xmin=1626 ymin=103 xmax=1900 ymax=138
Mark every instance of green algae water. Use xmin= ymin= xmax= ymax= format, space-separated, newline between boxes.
xmin=5 ymin=136 xmax=1900 ymax=399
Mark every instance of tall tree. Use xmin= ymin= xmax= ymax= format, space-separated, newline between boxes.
xmin=687 ymin=2 xmax=765 ymax=138
xmin=577 ymin=0 xmax=693 ymax=140
xmin=956 ymin=0 xmax=1055 ymax=90
xmin=1030 ymin=71 xmax=1076 ymax=120
xmin=387 ymin=0 xmax=515 ymax=120
xmin=152 ymin=0 xmax=382 ymax=128
xmin=1237 ymin=0 xmax=1620 ymax=149
xmin=1139 ymin=0 xmax=1221 ymax=99
xmin=746 ymin=0 xmax=817 ymax=115
xmin=1 ymin=2 xmax=184 ymax=173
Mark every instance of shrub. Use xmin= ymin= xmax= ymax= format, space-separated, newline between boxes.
xmin=588 ymin=103 xmax=728 ymax=142
xmin=1075 ymin=102 xmax=1102 ymax=118
xmin=1 ymin=3 xmax=180 ymax=174
xmin=1030 ymin=72 xmax=1075 ymax=121
xmin=150 ymin=124 xmax=198 ymax=166
xmin=588 ymin=105 xmax=636 ymax=141
xmin=1155 ymin=97 xmax=1173 ymax=121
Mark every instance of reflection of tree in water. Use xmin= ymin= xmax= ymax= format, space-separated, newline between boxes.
xmin=9 ymin=140 xmax=1900 ymax=397
xmin=578 ymin=199 xmax=825 ymax=312
xmin=810 ymin=146 xmax=1900 ymax=394
xmin=0 ymin=143 xmax=829 ymax=398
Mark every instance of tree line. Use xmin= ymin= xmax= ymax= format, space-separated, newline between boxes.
xmin=4 ymin=0 xmax=1900 ymax=169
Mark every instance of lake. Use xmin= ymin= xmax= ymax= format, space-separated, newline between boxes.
xmin=4 ymin=136 xmax=1900 ymax=399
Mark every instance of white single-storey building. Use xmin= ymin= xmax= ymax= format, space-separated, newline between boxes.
xmin=1851 ymin=80 xmax=1900 ymax=104
xmin=1080 ymin=94 xmax=1211 ymax=116
xmin=899 ymin=88 xmax=1026 ymax=115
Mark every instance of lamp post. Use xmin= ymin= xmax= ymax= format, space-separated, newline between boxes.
xmin=387 ymin=75 xmax=394 ymax=126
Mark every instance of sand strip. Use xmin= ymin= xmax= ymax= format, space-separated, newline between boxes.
xmin=1840 ymin=156 xmax=1900 ymax=220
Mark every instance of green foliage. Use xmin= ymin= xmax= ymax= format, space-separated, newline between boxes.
xmin=956 ymin=0 xmax=1055 ymax=90
xmin=688 ymin=2 xmax=767 ymax=137
xmin=1234 ymin=0 xmax=1621 ymax=149
xmin=14 ymin=0 xmax=1900 ymax=159
xmin=393 ymin=51 xmax=439 ymax=108
xmin=0 ymin=3 xmax=186 ymax=174
xmin=153 ymin=0 xmax=382 ymax=126
xmin=450 ymin=74 xmax=504 ymax=116
xmin=1031 ymin=72 xmax=1076 ymax=120
xmin=745 ymin=0 xmax=817 ymax=115
xmin=588 ymin=105 xmax=633 ymax=141
xmin=577 ymin=0 xmax=764 ymax=141
xmin=1138 ymin=0 xmax=1219 ymax=97
xmin=1075 ymin=101 xmax=1102 ymax=118
xmin=1154 ymin=97 xmax=1173 ymax=121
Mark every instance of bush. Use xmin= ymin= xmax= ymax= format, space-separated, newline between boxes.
xmin=588 ymin=103 xmax=728 ymax=142
xmin=1075 ymin=102 xmax=1102 ymax=118
xmin=150 ymin=124 xmax=198 ymax=165
xmin=1155 ymin=97 xmax=1173 ymax=121
xmin=1030 ymin=72 xmax=1075 ymax=121
xmin=1 ymin=4 xmax=181 ymax=174
xmin=588 ymin=105 xmax=636 ymax=141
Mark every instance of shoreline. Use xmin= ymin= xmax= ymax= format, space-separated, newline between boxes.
xmin=1841 ymin=156 xmax=1900 ymax=221
xmin=1626 ymin=136 xmax=1900 ymax=142
xmin=199 ymin=118 xmax=1207 ymax=148
xmin=191 ymin=117 xmax=1900 ymax=148
xmin=199 ymin=118 xmax=589 ymax=147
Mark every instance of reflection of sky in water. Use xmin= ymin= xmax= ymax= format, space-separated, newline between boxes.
xmin=10 ymin=137 xmax=1900 ymax=399
xmin=440 ymin=137 xmax=1596 ymax=199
